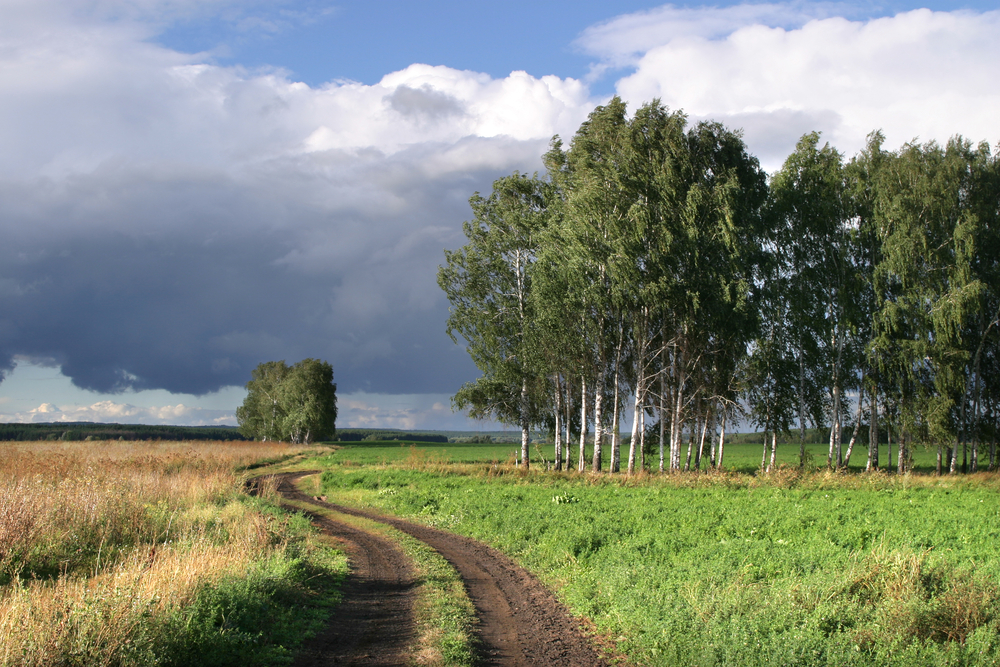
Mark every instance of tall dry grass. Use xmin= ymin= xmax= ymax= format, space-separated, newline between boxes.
xmin=0 ymin=440 xmax=322 ymax=666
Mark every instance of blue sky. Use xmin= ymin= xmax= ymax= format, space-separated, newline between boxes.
xmin=154 ymin=1 xmax=998 ymax=89
xmin=0 ymin=0 xmax=998 ymax=429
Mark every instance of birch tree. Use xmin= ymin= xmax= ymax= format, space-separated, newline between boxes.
xmin=439 ymin=173 xmax=551 ymax=468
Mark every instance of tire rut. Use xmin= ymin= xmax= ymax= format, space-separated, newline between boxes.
xmin=269 ymin=471 xmax=609 ymax=667
xmin=260 ymin=475 xmax=417 ymax=666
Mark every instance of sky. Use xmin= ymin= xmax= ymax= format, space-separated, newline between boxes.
xmin=0 ymin=0 xmax=998 ymax=430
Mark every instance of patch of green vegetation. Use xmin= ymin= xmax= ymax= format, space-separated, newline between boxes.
xmin=158 ymin=545 xmax=348 ymax=667
xmin=308 ymin=454 xmax=1000 ymax=666
xmin=313 ymin=439 xmax=951 ymax=475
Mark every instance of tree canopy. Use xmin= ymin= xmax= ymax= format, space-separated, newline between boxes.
xmin=236 ymin=359 xmax=337 ymax=444
xmin=440 ymin=96 xmax=1000 ymax=475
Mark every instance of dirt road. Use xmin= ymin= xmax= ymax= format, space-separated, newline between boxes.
xmin=268 ymin=471 xmax=610 ymax=667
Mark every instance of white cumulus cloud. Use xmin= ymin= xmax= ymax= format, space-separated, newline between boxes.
xmin=1 ymin=401 xmax=236 ymax=425
xmin=597 ymin=6 xmax=1000 ymax=169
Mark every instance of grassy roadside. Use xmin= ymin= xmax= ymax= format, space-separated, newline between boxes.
xmin=303 ymin=448 xmax=1000 ymax=667
xmin=287 ymin=473 xmax=477 ymax=667
xmin=0 ymin=441 xmax=348 ymax=667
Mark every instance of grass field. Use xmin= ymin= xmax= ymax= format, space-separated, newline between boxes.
xmin=303 ymin=439 xmax=1000 ymax=666
xmin=317 ymin=438 xmax=951 ymax=474
xmin=0 ymin=440 xmax=346 ymax=667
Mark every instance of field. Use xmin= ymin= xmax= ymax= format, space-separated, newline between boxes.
xmin=300 ymin=439 xmax=1000 ymax=666
xmin=0 ymin=440 xmax=346 ymax=667
xmin=6 ymin=436 xmax=998 ymax=666
xmin=320 ymin=438 xmax=950 ymax=474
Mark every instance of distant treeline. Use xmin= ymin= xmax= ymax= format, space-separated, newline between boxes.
xmin=0 ymin=423 xmax=248 ymax=442
xmin=335 ymin=429 xmax=448 ymax=443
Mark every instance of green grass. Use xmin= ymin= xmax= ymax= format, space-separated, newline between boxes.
xmin=316 ymin=439 xmax=952 ymax=474
xmin=301 ymin=447 xmax=1000 ymax=667
xmin=158 ymin=535 xmax=349 ymax=667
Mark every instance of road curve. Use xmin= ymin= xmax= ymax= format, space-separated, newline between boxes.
xmin=251 ymin=474 xmax=416 ymax=666
xmin=269 ymin=471 xmax=610 ymax=667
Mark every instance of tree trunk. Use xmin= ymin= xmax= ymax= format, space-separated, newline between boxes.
xmin=565 ymin=376 xmax=573 ymax=471
xmin=842 ymin=394 xmax=864 ymax=469
xmin=828 ymin=328 xmax=845 ymax=469
xmin=627 ymin=389 xmax=640 ymax=476
xmin=761 ymin=429 xmax=770 ymax=472
xmin=695 ymin=407 xmax=709 ymax=472
xmin=832 ymin=382 xmax=843 ymax=468
xmin=799 ymin=339 xmax=807 ymax=468
xmin=593 ymin=367 xmax=604 ymax=472
xmin=717 ymin=411 xmax=727 ymax=470
xmin=639 ymin=392 xmax=647 ymax=473
xmin=898 ymin=427 xmax=907 ymax=474
xmin=768 ymin=431 xmax=778 ymax=472
xmin=659 ymin=366 xmax=666 ymax=473
xmin=670 ymin=343 xmax=686 ymax=471
xmin=579 ymin=375 xmax=588 ymax=472
xmin=709 ymin=402 xmax=718 ymax=468
xmin=610 ymin=327 xmax=624 ymax=474
xmin=521 ymin=377 xmax=530 ymax=470
xmin=827 ymin=407 xmax=836 ymax=469
xmin=553 ymin=374 xmax=563 ymax=472
xmin=867 ymin=386 xmax=878 ymax=471
xmin=610 ymin=388 xmax=620 ymax=474
xmin=684 ymin=419 xmax=694 ymax=472
xmin=887 ymin=421 xmax=893 ymax=472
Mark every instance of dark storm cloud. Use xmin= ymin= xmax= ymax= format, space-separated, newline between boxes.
xmin=0 ymin=3 xmax=593 ymax=405
xmin=0 ymin=136 xmax=547 ymax=396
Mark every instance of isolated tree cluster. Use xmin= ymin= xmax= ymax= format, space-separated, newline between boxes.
xmin=237 ymin=359 xmax=337 ymax=444
xmin=438 ymin=97 xmax=1000 ymax=474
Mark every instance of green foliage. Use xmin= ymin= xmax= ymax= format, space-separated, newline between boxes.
xmin=237 ymin=359 xmax=337 ymax=444
xmin=443 ymin=102 xmax=1000 ymax=475
xmin=158 ymin=551 xmax=344 ymax=667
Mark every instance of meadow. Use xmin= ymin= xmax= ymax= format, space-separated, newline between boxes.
xmin=306 ymin=440 xmax=1000 ymax=666
xmin=0 ymin=440 xmax=346 ymax=667
xmin=320 ymin=438 xmax=949 ymax=474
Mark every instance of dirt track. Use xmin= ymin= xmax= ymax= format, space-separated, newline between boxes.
xmin=268 ymin=471 xmax=610 ymax=667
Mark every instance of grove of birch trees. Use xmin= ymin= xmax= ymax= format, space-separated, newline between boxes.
xmin=438 ymin=97 xmax=1000 ymax=474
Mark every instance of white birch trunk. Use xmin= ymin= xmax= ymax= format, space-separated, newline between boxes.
xmin=627 ymin=384 xmax=641 ymax=475
xmin=768 ymin=431 xmax=778 ymax=472
xmin=659 ymin=366 xmax=666 ymax=472
xmin=520 ymin=377 xmax=530 ymax=470
xmin=717 ymin=411 xmax=727 ymax=470
xmin=867 ymin=386 xmax=878 ymax=471
xmin=593 ymin=367 xmax=604 ymax=472
xmin=553 ymin=374 xmax=562 ymax=472
xmin=684 ymin=419 xmax=695 ymax=472
xmin=579 ymin=375 xmax=588 ymax=472
xmin=842 ymin=393 xmax=864 ymax=469
xmin=695 ymin=408 xmax=709 ymax=472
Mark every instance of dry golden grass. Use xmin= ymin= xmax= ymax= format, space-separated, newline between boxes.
xmin=0 ymin=440 xmax=321 ymax=667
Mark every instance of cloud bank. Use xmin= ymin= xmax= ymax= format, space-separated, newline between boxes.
xmin=0 ymin=400 xmax=234 ymax=426
xmin=1 ymin=2 xmax=997 ymax=426
xmin=588 ymin=6 xmax=1000 ymax=168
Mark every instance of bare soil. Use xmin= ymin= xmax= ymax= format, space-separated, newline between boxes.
xmin=253 ymin=474 xmax=416 ymax=666
xmin=266 ymin=471 xmax=610 ymax=667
